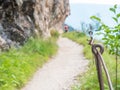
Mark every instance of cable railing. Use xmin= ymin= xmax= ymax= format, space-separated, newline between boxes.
xmin=88 ymin=31 xmax=113 ymax=90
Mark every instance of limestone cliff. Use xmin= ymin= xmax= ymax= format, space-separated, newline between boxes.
xmin=0 ymin=0 xmax=70 ymax=50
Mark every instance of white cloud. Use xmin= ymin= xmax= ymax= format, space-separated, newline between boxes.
xmin=70 ymin=0 xmax=120 ymax=5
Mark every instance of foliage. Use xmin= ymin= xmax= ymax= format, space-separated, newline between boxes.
xmin=91 ymin=5 xmax=120 ymax=89
xmin=63 ymin=31 xmax=120 ymax=90
xmin=90 ymin=5 xmax=120 ymax=56
xmin=50 ymin=29 xmax=60 ymax=38
xmin=0 ymin=37 xmax=58 ymax=90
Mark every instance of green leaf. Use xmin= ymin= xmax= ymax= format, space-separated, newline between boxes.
xmin=109 ymin=49 xmax=114 ymax=54
xmin=108 ymin=34 xmax=114 ymax=39
xmin=98 ymin=26 xmax=102 ymax=30
xmin=112 ymin=17 xmax=118 ymax=23
xmin=104 ymin=41 xmax=109 ymax=45
xmin=105 ymin=29 xmax=111 ymax=33
xmin=116 ymin=35 xmax=120 ymax=39
xmin=90 ymin=16 xmax=101 ymax=22
xmin=113 ymin=29 xmax=118 ymax=32
xmin=117 ymin=85 xmax=120 ymax=88
xmin=114 ymin=4 xmax=117 ymax=9
xmin=109 ymin=8 xmax=116 ymax=13
xmin=101 ymin=24 xmax=109 ymax=29
xmin=117 ymin=13 xmax=120 ymax=18
xmin=96 ymin=32 xmax=104 ymax=35
xmin=102 ymin=38 xmax=107 ymax=40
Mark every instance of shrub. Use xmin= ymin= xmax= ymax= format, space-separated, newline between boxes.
xmin=50 ymin=29 xmax=60 ymax=38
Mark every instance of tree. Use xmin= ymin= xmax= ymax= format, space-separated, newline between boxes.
xmin=90 ymin=4 xmax=120 ymax=90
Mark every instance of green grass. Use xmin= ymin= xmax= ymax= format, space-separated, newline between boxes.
xmin=63 ymin=31 xmax=120 ymax=90
xmin=0 ymin=37 xmax=58 ymax=90
xmin=50 ymin=29 xmax=60 ymax=38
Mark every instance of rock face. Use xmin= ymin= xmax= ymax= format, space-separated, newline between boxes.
xmin=0 ymin=0 xmax=70 ymax=50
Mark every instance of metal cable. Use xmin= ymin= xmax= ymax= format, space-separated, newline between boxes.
xmin=98 ymin=51 xmax=113 ymax=90
xmin=88 ymin=31 xmax=113 ymax=90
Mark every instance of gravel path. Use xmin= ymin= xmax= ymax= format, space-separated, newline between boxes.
xmin=22 ymin=37 xmax=89 ymax=90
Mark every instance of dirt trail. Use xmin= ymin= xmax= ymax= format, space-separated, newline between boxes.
xmin=22 ymin=37 xmax=89 ymax=90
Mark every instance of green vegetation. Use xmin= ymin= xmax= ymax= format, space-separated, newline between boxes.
xmin=50 ymin=29 xmax=60 ymax=38
xmin=0 ymin=36 xmax=58 ymax=90
xmin=91 ymin=5 xmax=120 ymax=89
xmin=63 ymin=31 xmax=120 ymax=90
xmin=91 ymin=5 xmax=120 ymax=56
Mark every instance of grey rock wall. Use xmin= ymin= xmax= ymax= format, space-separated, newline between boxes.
xmin=0 ymin=0 xmax=70 ymax=50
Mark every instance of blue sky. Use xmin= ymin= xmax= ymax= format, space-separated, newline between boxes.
xmin=69 ymin=0 xmax=120 ymax=5
xmin=65 ymin=0 xmax=120 ymax=29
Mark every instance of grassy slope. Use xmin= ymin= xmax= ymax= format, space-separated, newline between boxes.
xmin=63 ymin=31 xmax=120 ymax=90
xmin=0 ymin=37 xmax=58 ymax=90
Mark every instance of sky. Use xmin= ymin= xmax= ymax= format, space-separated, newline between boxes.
xmin=69 ymin=0 xmax=120 ymax=5
xmin=65 ymin=0 xmax=120 ymax=29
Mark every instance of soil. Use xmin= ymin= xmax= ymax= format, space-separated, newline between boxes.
xmin=22 ymin=37 xmax=89 ymax=90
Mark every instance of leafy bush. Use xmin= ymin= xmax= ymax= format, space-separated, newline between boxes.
xmin=50 ymin=29 xmax=60 ymax=38
xmin=0 ymin=37 xmax=58 ymax=90
xmin=91 ymin=5 xmax=120 ymax=89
